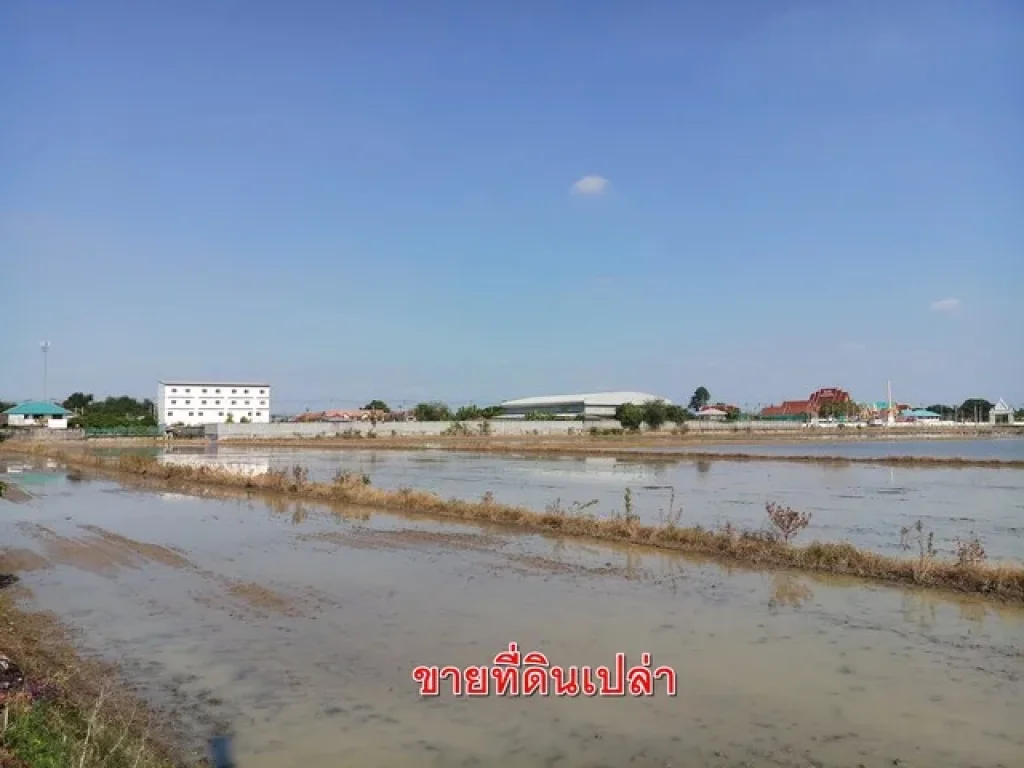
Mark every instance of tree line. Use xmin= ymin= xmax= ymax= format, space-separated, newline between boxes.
xmin=61 ymin=393 xmax=158 ymax=428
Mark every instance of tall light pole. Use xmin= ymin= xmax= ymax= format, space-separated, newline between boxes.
xmin=40 ymin=341 xmax=51 ymax=401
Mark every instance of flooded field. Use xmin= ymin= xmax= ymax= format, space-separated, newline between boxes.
xmin=112 ymin=445 xmax=1024 ymax=563
xmin=653 ymin=436 xmax=1024 ymax=461
xmin=2 ymin=462 xmax=1023 ymax=767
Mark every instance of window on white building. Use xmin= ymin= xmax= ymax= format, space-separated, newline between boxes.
xmin=260 ymin=400 xmax=266 ymax=406
xmin=215 ymin=400 xmax=221 ymax=405
xmin=218 ymin=412 xmax=224 ymax=416
xmin=198 ymin=412 xmax=204 ymax=416
xmin=171 ymin=400 xmax=177 ymax=405
xmin=245 ymin=400 xmax=251 ymax=405
xmin=231 ymin=400 xmax=237 ymax=405
xmin=185 ymin=400 xmax=191 ymax=405
xmin=189 ymin=412 xmax=194 ymax=416
xmin=171 ymin=388 xmax=177 ymax=393
xmin=215 ymin=388 xmax=221 ymax=393
xmin=185 ymin=388 xmax=191 ymax=393
xmin=168 ymin=411 xmax=174 ymax=417
xmin=232 ymin=389 xmax=237 ymax=394
xmin=201 ymin=400 xmax=207 ymax=405
xmin=259 ymin=389 xmax=265 ymax=394
xmin=248 ymin=412 xmax=253 ymax=416
xmin=202 ymin=388 xmax=207 ymax=393
xmin=244 ymin=389 xmax=249 ymax=394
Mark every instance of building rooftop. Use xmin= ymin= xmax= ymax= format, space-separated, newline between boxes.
xmin=158 ymin=380 xmax=270 ymax=387
xmin=500 ymin=391 xmax=671 ymax=408
xmin=3 ymin=400 xmax=72 ymax=417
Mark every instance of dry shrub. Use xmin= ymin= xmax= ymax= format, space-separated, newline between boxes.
xmin=765 ymin=501 xmax=811 ymax=543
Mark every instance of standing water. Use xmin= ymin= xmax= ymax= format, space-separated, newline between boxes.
xmin=2 ymin=461 xmax=1022 ymax=767
xmin=138 ymin=444 xmax=1024 ymax=562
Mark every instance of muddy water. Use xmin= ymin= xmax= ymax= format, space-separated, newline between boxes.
xmin=2 ymin=463 xmax=1023 ymax=767
xmin=652 ymin=436 xmax=1024 ymax=461
xmin=145 ymin=445 xmax=1024 ymax=562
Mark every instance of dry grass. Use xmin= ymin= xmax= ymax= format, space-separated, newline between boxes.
xmin=11 ymin=446 xmax=1023 ymax=605
xmin=0 ymin=588 xmax=182 ymax=768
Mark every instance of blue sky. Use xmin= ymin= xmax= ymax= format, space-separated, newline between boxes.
xmin=2 ymin=0 xmax=1021 ymax=412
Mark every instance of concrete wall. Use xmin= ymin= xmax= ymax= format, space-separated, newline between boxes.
xmin=208 ymin=419 xmax=623 ymax=440
xmin=2 ymin=427 xmax=86 ymax=441
xmin=5 ymin=415 xmax=68 ymax=429
xmin=205 ymin=418 xmax=999 ymax=441
xmin=207 ymin=419 xmax=818 ymax=440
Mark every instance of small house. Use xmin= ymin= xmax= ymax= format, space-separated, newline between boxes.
xmin=990 ymin=398 xmax=1015 ymax=425
xmin=695 ymin=407 xmax=728 ymax=421
xmin=902 ymin=408 xmax=941 ymax=422
xmin=2 ymin=401 xmax=73 ymax=429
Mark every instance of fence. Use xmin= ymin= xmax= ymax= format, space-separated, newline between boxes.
xmin=83 ymin=426 xmax=165 ymax=438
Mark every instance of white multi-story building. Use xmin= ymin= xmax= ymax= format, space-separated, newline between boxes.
xmin=157 ymin=381 xmax=271 ymax=427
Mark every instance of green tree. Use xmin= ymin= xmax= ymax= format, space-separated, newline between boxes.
xmin=642 ymin=399 xmax=668 ymax=430
xmin=615 ymin=403 xmax=645 ymax=431
xmin=362 ymin=400 xmax=390 ymax=413
xmin=959 ymin=398 xmax=994 ymax=422
xmin=926 ymin=404 xmax=956 ymax=420
xmin=0 ymin=399 xmax=15 ymax=413
xmin=688 ymin=387 xmax=710 ymax=412
xmin=479 ymin=405 xmax=503 ymax=419
xmin=454 ymin=405 xmax=482 ymax=421
xmin=664 ymin=404 xmax=690 ymax=424
xmin=70 ymin=395 xmax=156 ymax=428
xmin=62 ymin=392 xmax=94 ymax=411
xmin=225 ymin=412 xmax=235 ymax=424
xmin=413 ymin=401 xmax=452 ymax=422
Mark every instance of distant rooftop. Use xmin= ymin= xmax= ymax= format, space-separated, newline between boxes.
xmin=3 ymin=400 xmax=72 ymax=417
xmin=158 ymin=380 xmax=270 ymax=387
xmin=501 ymin=391 xmax=671 ymax=408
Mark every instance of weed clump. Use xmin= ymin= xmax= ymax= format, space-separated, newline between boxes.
xmin=900 ymin=519 xmax=937 ymax=582
xmin=955 ymin=532 xmax=987 ymax=568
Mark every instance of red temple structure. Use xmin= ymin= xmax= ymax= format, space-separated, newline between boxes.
xmin=760 ymin=388 xmax=852 ymax=418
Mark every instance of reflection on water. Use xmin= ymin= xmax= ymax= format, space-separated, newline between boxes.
xmin=1 ymin=470 xmax=1022 ymax=767
xmin=769 ymin=573 xmax=814 ymax=609
xmin=144 ymin=445 xmax=1024 ymax=562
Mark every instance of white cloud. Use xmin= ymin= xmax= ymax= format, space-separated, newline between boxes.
xmin=570 ymin=175 xmax=610 ymax=196
xmin=929 ymin=297 xmax=961 ymax=312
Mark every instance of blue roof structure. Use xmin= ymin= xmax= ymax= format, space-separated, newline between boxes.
xmin=3 ymin=400 xmax=72 ymax=417
xmin=903 ymin=408 xmax=941 ymax=419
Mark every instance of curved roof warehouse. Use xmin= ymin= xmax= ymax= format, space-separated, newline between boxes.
xmin=498 ymin=391 xmax=671 ymax=420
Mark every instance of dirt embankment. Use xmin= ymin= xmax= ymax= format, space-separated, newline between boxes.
xmin=0 ymin=581 xmax=187 ymax=767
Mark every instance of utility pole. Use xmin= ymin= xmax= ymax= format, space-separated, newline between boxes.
xmin=40 ymin=341 xmax=51 ymax=401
